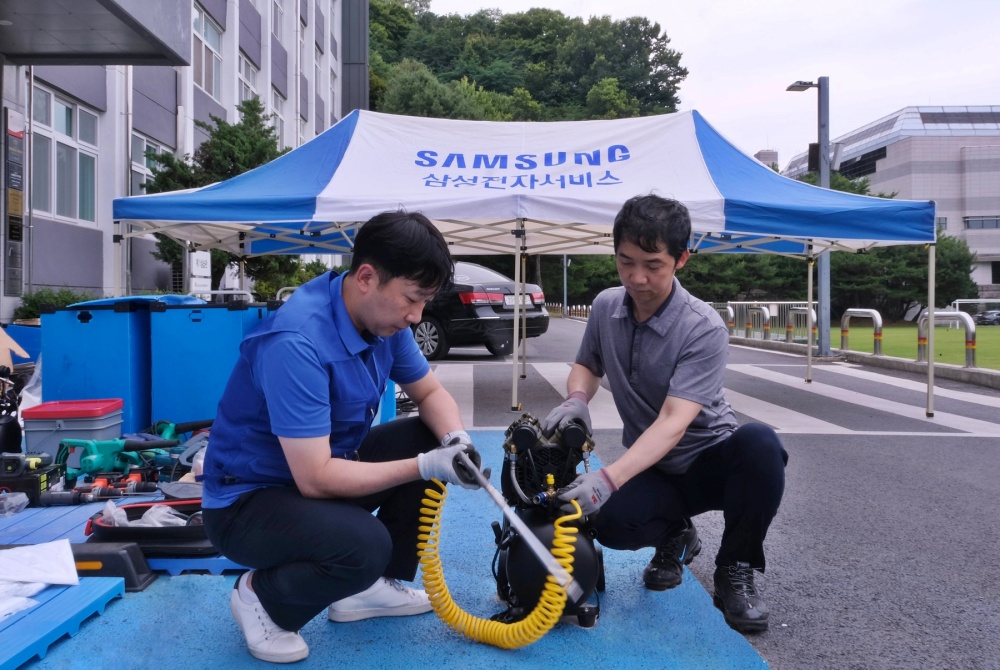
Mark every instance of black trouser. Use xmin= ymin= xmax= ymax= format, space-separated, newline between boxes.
xmin=203 ymin=417 xmax=438 ymax=632
xmin=590 ymin=423 xmax=787 ymax=571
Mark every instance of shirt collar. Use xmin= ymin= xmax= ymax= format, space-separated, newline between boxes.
xmin=329 ymin=272 xmax=383 ymax=356
xmin=612 ymin=279 xmax=684 ymax=336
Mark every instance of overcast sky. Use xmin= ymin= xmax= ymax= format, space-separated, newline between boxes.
xmin=427 ymin=0 xmax=1000 ymax=170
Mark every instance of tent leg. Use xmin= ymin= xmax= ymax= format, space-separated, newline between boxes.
xmin=510 ymin=220 xmax=525 ymax=411
xmin=926 ymin=244 xmax=935 ymax=417
xmin=805 ymin=256 xmax=814 ymax=383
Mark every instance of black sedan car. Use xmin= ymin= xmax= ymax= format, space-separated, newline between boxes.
xmin=412 ymin=261 xmax=549 ymax=360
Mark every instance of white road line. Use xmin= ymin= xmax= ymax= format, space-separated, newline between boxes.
xmin=729 ymin=364 xmax=1000 ymax=435
xmin=532 ymin=362 xmax=624 ymax=430
xmin=724 ymin=389 xmax=848 ymax=434
xmin=822 ymin=362 xmax=1000 ymax=409
xmin=431 ymin=364 xmax=475 ymax=428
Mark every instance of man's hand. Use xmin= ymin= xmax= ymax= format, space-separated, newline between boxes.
xmin=416 ymin=431 xmax=485 ymax=490
xmin=541 ymin=392 xmax=592 ymax=437
xmin=556 ymin=468 xmax=618 ymax=515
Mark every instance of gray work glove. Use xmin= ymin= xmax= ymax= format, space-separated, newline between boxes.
xmin=556 ymin=468 xmax=618 ymax=516
xmin=541 ymin=394 xmax=592 ymax=437
xmin=416 ymin=430 xmax=485 ymax=490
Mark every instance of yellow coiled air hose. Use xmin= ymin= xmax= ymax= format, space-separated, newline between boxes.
xmin=417 ymin=479 xmax=582 ymax=649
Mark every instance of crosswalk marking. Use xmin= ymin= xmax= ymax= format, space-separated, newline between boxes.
xmin=531 ymin=362 xmax=624 ymax=430
xmin=426 ymin=362 xmax=1000 ymax=437
xmin=729 ymin=364 xmax=1000 ymax=435
xmin=430 ymin=364 xmax=476 ymax=429
xmin=724 ymin=389 xmax=848 ymax=434
xmin=821 ymin=363 xmax=1000 ymax=409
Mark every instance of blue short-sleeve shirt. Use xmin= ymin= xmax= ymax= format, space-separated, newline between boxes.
xmin=575 ymin=280 xmax=738 ymax=474
xmin=202 ymin=272 xmax=430 ymax=508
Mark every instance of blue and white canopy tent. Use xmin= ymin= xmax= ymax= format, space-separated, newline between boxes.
xmin=113 ymin=110 xmax=940 ymax=409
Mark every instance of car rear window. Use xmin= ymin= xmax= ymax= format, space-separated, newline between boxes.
xmin=453 ymin=262 xmax=513 ymax=284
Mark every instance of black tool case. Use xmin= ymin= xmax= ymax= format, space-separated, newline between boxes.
xmin=84 ymin=498 xmax=217 ymax=556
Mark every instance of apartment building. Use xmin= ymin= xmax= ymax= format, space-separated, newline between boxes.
xmin=0 ymin=0 xmax=369 ymax=321
xmin=784 ymin=106 xmax=1000 ymax=299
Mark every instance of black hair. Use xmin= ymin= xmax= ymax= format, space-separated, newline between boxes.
xmin=350 ymin=210 xmax=453 ymax=291
xmin=612 ymin=195 xmax=691 ymax=263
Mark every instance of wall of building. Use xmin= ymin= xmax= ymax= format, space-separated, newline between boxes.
xmin=0 ymin=0 xmax=363 ymax=320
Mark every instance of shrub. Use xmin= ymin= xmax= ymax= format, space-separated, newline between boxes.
xmin=14 ymin=287 xmax=99 ymax=320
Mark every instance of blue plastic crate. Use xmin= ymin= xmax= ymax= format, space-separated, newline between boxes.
xmin=149 ymin=302 xmax=278 ymax=425
xmin=40 ymin=302 xmax=151 ymax=433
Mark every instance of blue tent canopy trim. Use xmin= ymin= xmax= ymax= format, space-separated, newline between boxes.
xmin=113 ymin=110 xmax=935 ymax=258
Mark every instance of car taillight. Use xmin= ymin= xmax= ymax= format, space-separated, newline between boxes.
xmin=530 ymin=292 xmax=544 ymax=304
xmin=459 ymin=291 xmax=504 ymax=305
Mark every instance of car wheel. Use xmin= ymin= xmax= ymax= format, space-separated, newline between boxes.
xmin=486 ymin=336 xmax=513 ymax=356
xmin=413 ymin=317 xmax=449 ymax=360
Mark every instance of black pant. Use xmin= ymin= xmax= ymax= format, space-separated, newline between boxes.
xmin=590 ymin=423 xmax=787 ymax=571
xmin=203 ymin=417 xmax=438 ymax=632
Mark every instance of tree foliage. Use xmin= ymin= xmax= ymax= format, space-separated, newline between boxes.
xmin=143 ymin=98 xmax=306 ymax=293
xmin=366 ymin=3 xmax=976 ymax=318
xmin=369 ymin=1 xmax=687 ymax=121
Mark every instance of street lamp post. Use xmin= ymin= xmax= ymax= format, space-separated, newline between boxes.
xmin=787 ymin=76 xmax=832 ymax=357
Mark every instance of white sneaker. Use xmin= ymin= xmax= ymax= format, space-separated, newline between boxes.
xmin=327 ymin=577 xmax=433 ymax=622
xmin=230 ymin=585 xmax=309 ymax=663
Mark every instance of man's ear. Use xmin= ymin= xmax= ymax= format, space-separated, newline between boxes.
xmin=354 ymin=263 xmax=377 ymax=293
xmin=675 ymin=249 xmax=691 ymax=272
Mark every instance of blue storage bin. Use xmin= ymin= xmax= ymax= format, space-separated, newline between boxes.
xmin=40 ymin=301 xmax=151 ymax=434
xmin=149 ymin=302 xmax=279 ymax=425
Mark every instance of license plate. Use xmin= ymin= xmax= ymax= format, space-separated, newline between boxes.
xmin=503 ymin=294 xmax=531 ymax=307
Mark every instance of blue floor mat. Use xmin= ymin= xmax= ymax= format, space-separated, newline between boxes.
xmin=18 ymin=430 xmax=767 ymax=670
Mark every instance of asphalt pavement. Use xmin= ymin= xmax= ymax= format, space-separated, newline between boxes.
xmin=430 ymin=316 xmax=1000 ymax=670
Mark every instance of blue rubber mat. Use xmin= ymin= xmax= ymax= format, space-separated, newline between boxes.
xmin=21 ymin=431 xmax=768 ymax=670
xmin=0 ymin=577 xmax=124 ymax=669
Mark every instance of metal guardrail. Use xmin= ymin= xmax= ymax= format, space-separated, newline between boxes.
xmin=786 ymin=306 xmax=817 ymax=344
xmin=917 ymin=310 xmax=977 ymax=367
xmin=841 ymin=309 xmax=883 ymax=356
xmin=715 ymin=305 xmax=735 ymax=335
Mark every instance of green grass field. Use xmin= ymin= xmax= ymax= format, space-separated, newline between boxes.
xmin=837 ymin=323 xmax=1000 ymax=371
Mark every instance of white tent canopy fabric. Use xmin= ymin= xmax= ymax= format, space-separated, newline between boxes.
xmin=113 ymin=109 xmax=935 ymax=258
xmin=113 ymin=109 xmax=940 ymax=412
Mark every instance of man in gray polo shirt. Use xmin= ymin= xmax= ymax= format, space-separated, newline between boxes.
xmin=542 ymin=194 xmax=787 ymax=633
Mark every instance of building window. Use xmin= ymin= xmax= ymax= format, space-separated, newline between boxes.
xmin=993 ymin=261 xmax=1000 ymax=285
xmin=964 ymin=217 xmax=1000 ymax=230
xmin=30 ymin=85 xmax=98 ymax=223
xmin=272 ymin=0 xmax=283 ymax=38
xmin=239 ymin=52 xmax=259 ymax=104
xmin=130 ymin=134 xmax=163 ymax=196
xmin=271 ymin=87 xmax=285 ymax=146
xmin=194 ymin=4 xmax=223 ymax=100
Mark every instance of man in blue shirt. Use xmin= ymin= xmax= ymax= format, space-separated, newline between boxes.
xmin=203 ymin=211 xmax=483 ymax=664
xmin=543 ymin=195 xmax=787 ymax=634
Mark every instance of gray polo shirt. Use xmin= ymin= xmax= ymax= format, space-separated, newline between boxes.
xmin=575 ymin=280 xmax=738 ymax=474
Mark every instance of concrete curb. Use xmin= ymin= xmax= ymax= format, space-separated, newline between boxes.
xmin=730 ymin=336 xmax=1000 ymax=390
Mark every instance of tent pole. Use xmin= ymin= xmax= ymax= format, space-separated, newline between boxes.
xmin=510 ymin=219 xmax=525 ymax=411
xmin=805 ymin=254 xmax=814 ymax=382
xmin=926 ymin=244 xmax=936 ymax=417
xmin=520 ymin=253 xmax=527 ymax=379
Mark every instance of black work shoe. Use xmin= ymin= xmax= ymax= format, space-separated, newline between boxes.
xmin=713 ymin=561 xmax=769 ymax=632
xmin=642 ymin=519 xmax=702 ymax=591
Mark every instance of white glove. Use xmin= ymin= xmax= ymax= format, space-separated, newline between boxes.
xmin=416 ymin=431 xmax=484 ymax=490
xmin=556 ymin=468 xmax=618 ymax=515
xmin=541 ymin=393 xmax=592 ymax=437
